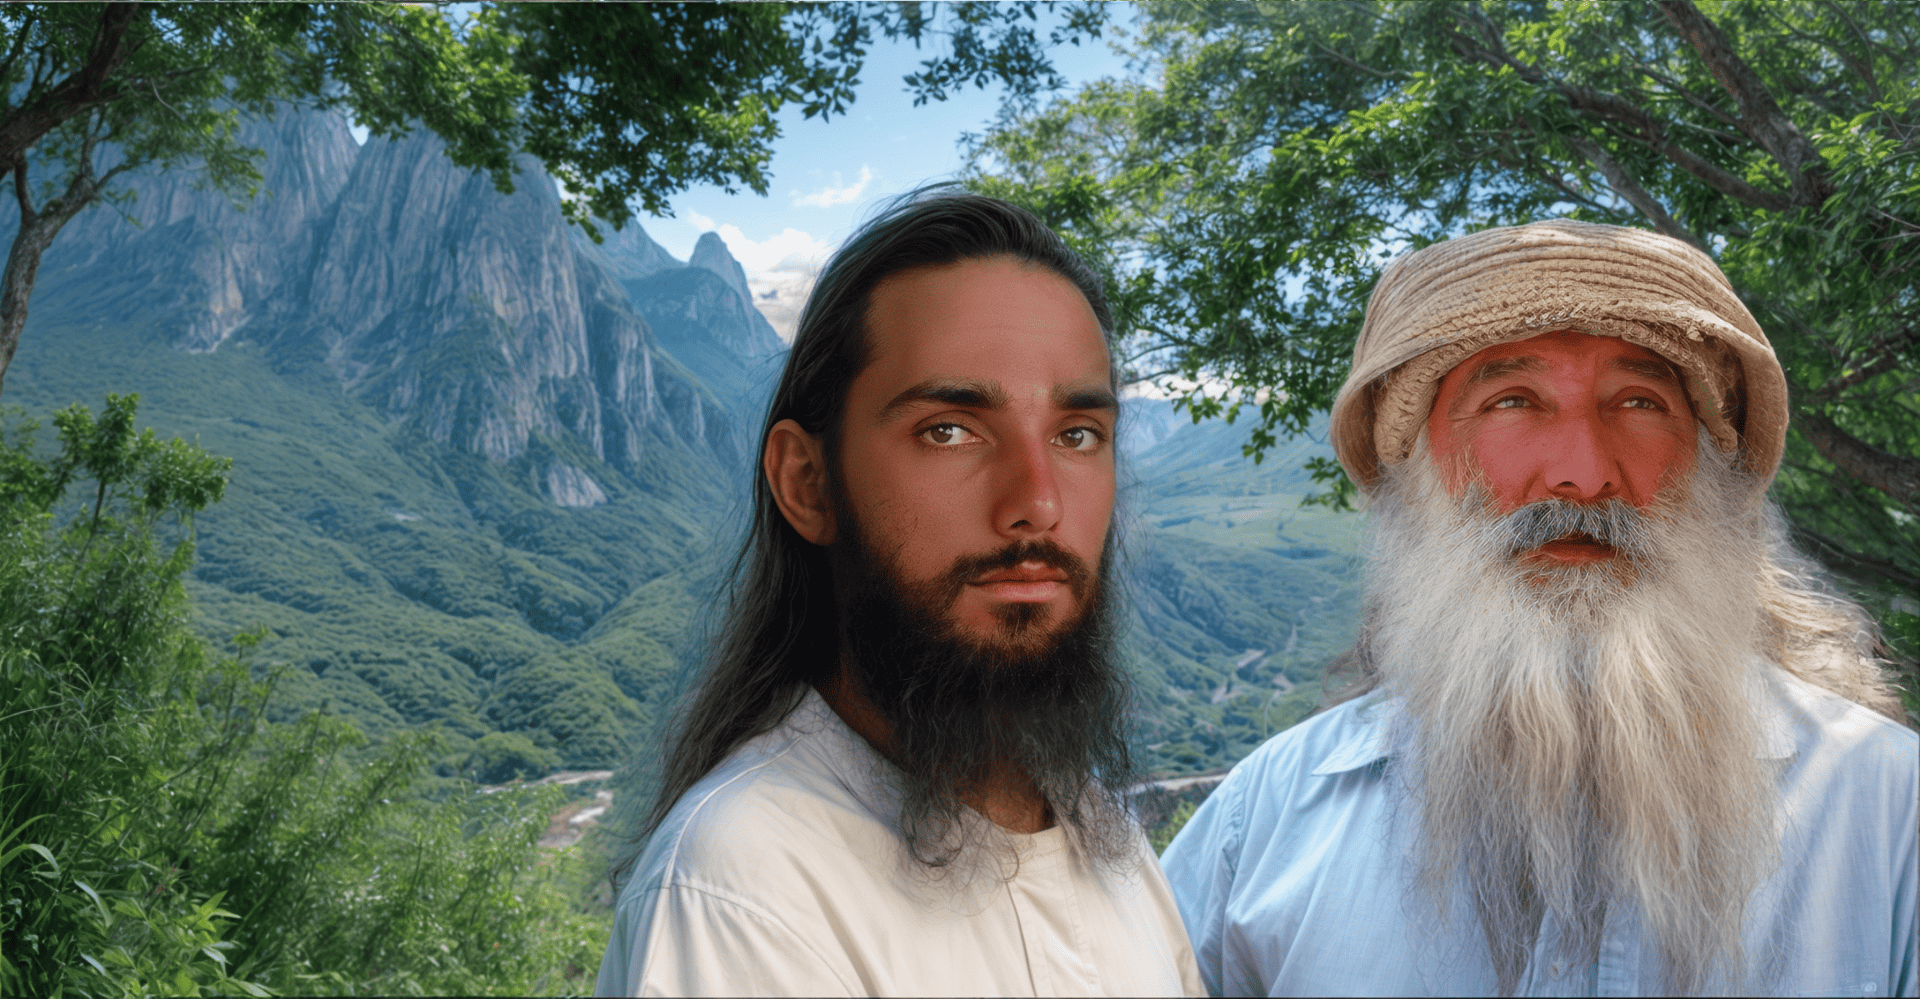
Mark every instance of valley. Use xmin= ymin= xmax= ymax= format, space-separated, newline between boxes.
xmin=5 ymin=106 xmax=1364 ymax=792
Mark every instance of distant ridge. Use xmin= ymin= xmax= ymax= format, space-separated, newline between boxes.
xmin=6 ymin=108 xmax=1363 ymax=778
xmin=30 ymin=108 xmax=765 ymax=491
xmin=29 ymin=106 xmax=358 ymax=352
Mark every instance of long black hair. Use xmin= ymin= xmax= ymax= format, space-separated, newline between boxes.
xmin=629 ymin=187 xmax=1116 ymax=852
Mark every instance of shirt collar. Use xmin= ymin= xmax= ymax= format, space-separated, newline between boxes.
xmin=1310 ymin=671 xmax=1799 ymax=777
xmin=1310 ymin=694 xmax=1400 ymax=776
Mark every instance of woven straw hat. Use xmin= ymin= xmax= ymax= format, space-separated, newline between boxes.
xmin=1329 ymin=220 xmax=1787 ymax=492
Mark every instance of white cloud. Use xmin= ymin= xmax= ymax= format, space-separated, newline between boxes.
xmin=686 ymin=208 xmax=717 ymax=231
xmin=792 ymin=166 xmax=873 ymax=208
xmin=707 ymin=225 xmax=833 ymax=343
xmin=710 ymin=225 xmax=829 ymax=277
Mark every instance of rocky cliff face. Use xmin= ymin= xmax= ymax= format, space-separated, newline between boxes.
xmin=33 ymin=107 xmax=359 ymax=351
xmin=687 ymin=231 xmax=783 ymax=350
xmin=689 ymin=231 xmax=751 ymax=302
xmin=577 ymin=217 xmax=681 ymax=284
xmin=294 ymin=130 xmax=748 ymax=491
xmin=629 ymin=266 xmax=786 ymax=406
xmin=23 ymin=108 xmax=782 ymax=506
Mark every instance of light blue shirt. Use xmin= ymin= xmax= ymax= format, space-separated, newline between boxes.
xmin=1161 ymin=668 xmax=1918 ymax=997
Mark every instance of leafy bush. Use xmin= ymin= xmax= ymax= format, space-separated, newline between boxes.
xmin=467 ymin=731 xmax=564 ymax=785
xmin=1149 ymin=801 xmax=1199 ymax=856
xmin=1 ymin=396 xmax=607 ymax=996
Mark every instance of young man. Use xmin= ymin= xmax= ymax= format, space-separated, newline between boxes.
xmin=596 ymin=193 xmax=1203 ymax=997
xmin=1162 ymin=220 xmax=1917 ymax=997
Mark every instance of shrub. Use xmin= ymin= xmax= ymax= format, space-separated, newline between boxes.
xmin=1 ymin=397 xmax=607 ymax=996
xmin=468 ymin=731 xmax=564 ymax=784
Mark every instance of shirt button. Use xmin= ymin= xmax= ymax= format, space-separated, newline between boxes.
xmin=1549 ymin=962 xmax=1565 ymax=977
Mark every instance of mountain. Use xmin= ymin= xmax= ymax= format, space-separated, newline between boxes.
xmin=5 ymin=109 xmax=1363 ymax=778
xmin=28 ymin=107 xmax=358 ymax=352
xmin=624 ymin=264 xmax=786 ymax=406
xmin=295 ymin=132 xmax=742 ymax=492
xmin=579 ymin=215 xmax=682 ymax=284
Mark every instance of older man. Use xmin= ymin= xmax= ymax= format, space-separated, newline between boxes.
xmin=1162 ymin=220 xmax=1917 ymax=997
xmin=596 ymin=192 xmax=1202 ymax=996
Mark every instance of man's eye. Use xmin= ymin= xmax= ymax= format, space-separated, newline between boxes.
xmin=1621 ymin=396 xmax=1660 ymax=410
xmin=1491 ymin=395 xmax=1529 ymax=409
xmin=1057 ymin=427 xmax=1104 ymax=451
xmin=920 ymin=423 xmax=978 ymax=446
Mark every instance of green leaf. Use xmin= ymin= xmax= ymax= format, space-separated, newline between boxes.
xmin=0 ymin=841 xmax=57 ymax=873
xmin=73 ymin=879 xmax=108 ymax=923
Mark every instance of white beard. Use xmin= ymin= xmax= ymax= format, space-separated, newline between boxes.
xmin=1363 ymin=439 xmax=1782 ymax=995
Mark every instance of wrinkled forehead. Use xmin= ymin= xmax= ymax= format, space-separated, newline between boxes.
xmin=1441 ymin=331 xmax=1687 ymax=393
xmin=1385 ymin=324 xmax=1741 ymax=457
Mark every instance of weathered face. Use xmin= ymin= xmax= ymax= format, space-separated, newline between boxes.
xmin=1425 ymin=330 xmax=1698 ymax=564
xmin=831 ymin=255 xmax=1117 ymax=644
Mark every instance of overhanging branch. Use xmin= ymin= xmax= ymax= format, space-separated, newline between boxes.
xmin=0 ymin=2 xmax=141 ymax=169
xmin=1655 ymin=0 xmax=1833 ymax=206
xmin=1448 ymin=6 xmax=1794 ymax=213
xmin=1795 ymin=410 xmax=1920 ymax=512
xmin=1810 ymin=325 xmax=1920 ymax=402
xmin=1566 ymin=134 xmax=1706 ymax=250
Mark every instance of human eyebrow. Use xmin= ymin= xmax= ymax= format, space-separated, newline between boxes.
xmin=1608 ymin=356 xmax=1683 ymax=384
xmin=1464 ymin=356 xmax=1545 ymax=385
xmin=880 ymin=379 xmax=1010 ymax=420
xmin=1055 ymin=384 xmax=1119 ymax=414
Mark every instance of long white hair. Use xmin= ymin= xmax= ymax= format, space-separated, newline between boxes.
xmin=1349 ymin=436 xmax=1900 ymax=995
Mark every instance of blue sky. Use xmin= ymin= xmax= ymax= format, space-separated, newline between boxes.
xmin=637 ymin=8 xmax=1141 ymax=340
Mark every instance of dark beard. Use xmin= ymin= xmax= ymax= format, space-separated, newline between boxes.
xmin=828 ymin=520 xmax=1137 ymax=870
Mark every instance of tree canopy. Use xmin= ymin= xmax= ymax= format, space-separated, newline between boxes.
xmin=964 ymin=0 xmax=1918 ymax=659
xmin=0 ymin=1 xmax=1106 ymax=394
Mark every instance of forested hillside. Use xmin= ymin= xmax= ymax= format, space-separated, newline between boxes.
xmin=6 ymin=106 xmax=1363 ymax=783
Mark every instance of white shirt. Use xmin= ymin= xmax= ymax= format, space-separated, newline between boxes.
xmin=1161 ymin=668 xmax=1919 ymax=997
xmin=596 ymin=689 xmax=1205 ymax=997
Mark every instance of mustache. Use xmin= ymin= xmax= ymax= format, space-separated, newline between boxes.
xmin=936 ymin=538 xmax=1095 ymax=605
xmin=1497 ymin=498 xmax=1656 ymax=561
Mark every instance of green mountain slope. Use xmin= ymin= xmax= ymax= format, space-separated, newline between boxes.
xmin=9 ymin=110 xmax=1364 ymax=781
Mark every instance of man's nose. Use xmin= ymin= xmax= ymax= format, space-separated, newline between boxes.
xmin=993 ymin=436 xmax=1063 ymax=537
xmin=1538 ymin=411 xmax=1622 ymax=503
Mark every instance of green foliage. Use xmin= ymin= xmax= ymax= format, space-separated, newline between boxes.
xmin=967 ymin=0 xmax=1919 ymax=679
xmin=0 ymin=0 xmax=1112 ymax=223
xmin=14 ymin=317 xmax=1362 ymax=793
xmin=0 ymin=396 xmax=607 ymax=996
xmin=467 ymin=731 xmax=563 ymax=785
xmin=496 ymin=1 xmax=1111 ymax=231
xmin=1 ymin=395 xmax=261 ymax=996
xmin=1120 ymin=410 xmax=1364 ymax=775
xmin=1149 ymin=801 xmax=1199 ymax=856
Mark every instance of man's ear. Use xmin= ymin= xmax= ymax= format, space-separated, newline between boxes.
xmin=764 ymin=419 xmax=837 ymax=545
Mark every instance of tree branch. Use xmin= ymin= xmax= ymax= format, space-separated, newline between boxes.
xmin=1310 ymin=40 xmax=1397 ymax=81
xmin=1533 ymin=167 xmax=1613 ymax=213
xmin=1655 ymin=0 xmax=1833 ymax=206
xmin=1795 ymin=410 xmax=1920 ymax=512
xmin=0 ymin=11 xmax=38 ymax=100
xmin=1779 ymin=4 xmax=1882 ymax=104
xmin=11 ymin=159 xmax=33 ymax=226
xmin=1810 ymin=325 xmax=1920 ymax=401
xmin=0 ymin=108 xmax=128 ymax=397
xmin=1449 ymin=6 xmax=1794 ymax=212
xmin=1565 ymin=133 xmax=1706 ymax=250
xmin=0 ymin=2 xmax=141 ymax=169
xmin=1785 ymin=518 xmax=1920 ymax=591
xmin=1122 ymin=367 xmax=1181 ymax=387
xmin=1629 ymin=61 xmax=1742 ymax=131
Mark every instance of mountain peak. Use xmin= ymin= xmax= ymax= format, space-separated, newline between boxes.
xmin=689 ymin=232 xmax=753 ymax=304
xmin=580 ymin=218 xmax=681 ymax=284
